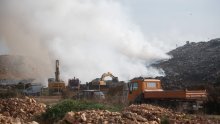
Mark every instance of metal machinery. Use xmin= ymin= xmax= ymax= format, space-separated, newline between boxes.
xmin=99 ymin=72 xmax=119 ymax=85
xmin=128 ymin=77 xmax=207 ymax=111
xmin=68 ymin=77 xmax=80 ymax=91
xmin=89 ymin=72 xmax=120 ymax=91
xmin=48 ymin=60 xmax=65 ymax=95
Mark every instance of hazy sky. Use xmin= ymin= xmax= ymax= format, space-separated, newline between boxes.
xmin=120 ymin=0 xmax=220 ymax=50
xmin=0 ymin=0 xmax=219 ymax=82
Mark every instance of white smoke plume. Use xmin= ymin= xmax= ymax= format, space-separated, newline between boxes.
xmin=0 ymin=0 xmax=169 ymax=83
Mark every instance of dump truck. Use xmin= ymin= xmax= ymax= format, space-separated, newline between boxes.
xmin=128 ymin=77 xmax=207 ymax=111
xmin=48 ymin=60 xmax=65 ymax=95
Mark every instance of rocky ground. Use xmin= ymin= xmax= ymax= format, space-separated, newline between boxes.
xmin=0 ymin=97 xmax=46 ymax=124
xmin=0 ymin=97 xmax=219 ymax=124
xmin=58 ymin=104 xmax=220 ymax=124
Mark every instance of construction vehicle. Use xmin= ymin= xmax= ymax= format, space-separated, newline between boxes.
xmin=48 ymin=60 xmax=65 ymax=95
xmin=89 ymin=72 xmax=122 ymax=92
xmin=128 ymin=77 xmax=207 ymax=111
xmin=99 ymin=72 xmax=119 ymax=85
xmin=68 ymin=77 xmax=80 ymax=91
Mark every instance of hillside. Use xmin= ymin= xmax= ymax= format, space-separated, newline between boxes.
xmin=155 ymin=38 xmax=220 ymax=89
xmin=0 ymin=55 xmax=51 ymax=82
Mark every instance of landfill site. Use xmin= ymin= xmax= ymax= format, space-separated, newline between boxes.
xmin=0 ymin=39 xmax=220 ymax=124
xmin=1 ymin=1 xmax=220 ymax=124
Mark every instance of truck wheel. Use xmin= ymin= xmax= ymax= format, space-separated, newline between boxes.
xmin=134 ymin=93 xmax=144 ymax=104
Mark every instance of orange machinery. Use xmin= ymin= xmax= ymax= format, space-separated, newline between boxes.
xmin=48 ymin=60 xmax=66 ymax=95
xmin=128 ymin=77 xmax=207 ymax=111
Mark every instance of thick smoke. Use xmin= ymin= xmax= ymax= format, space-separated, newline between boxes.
xmin=0 ymin=0 xmax=169 ymax=83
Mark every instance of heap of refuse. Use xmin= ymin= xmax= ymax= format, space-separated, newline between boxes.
xmin=0 ymin=97 xmax=46 ymax=123
xmin=58 ymin=104 xmax=219 ymax=124
xmin=154 ymin=38 xmax=220 ymax=89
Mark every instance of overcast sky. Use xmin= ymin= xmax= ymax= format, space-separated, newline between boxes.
xmin=0 ymin=0 xmax=219 ymax=82
xmin=1 ymin=0 xmax=219 ymax=52
xmin=120 ymin=0 xmax=220 ymax=50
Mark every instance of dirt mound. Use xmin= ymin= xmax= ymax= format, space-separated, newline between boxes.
xmin=58 ymin=104 xmax=219 ymax=124
xmin=155 ymin=38 xmax=220 ymax=89
xmin=123 ymin=104 xmax=180 ymax=123
xmin=0 ymin=97 xmax=46 ymax=123
xmin=0 ymin=114 xmax=21 ymax=124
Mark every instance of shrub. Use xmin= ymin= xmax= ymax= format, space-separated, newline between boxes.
xmin=161 ymin=116 xmax=170 ymax=124
xmin=41 ymin=99 xmax=121 ymax=123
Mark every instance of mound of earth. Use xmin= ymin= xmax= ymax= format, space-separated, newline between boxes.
xmin=0 ymin=97 xmax=46 ymax=124
xmin=58 ymin=104 xmax=219 ymax=124
xmin=155 ymin=38 xmax=220 ymax=89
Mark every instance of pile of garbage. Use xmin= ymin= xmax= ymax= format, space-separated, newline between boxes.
xmin=0 ymin=97 xmax=46 ymax=123
xmin=154 ymin=38 xmax=220 ymax=89
xmin=58 ymin=104 xmax=219 ymax=124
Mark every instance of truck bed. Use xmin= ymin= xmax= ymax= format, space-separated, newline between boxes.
xmin=144 ymin=90 xmax=207 ymax=100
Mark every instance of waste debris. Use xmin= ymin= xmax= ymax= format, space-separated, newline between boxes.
xmin=0 ymin=97 xmax=45 ymax=123
xmin=58 ymin=104 xmax=220 ymax=124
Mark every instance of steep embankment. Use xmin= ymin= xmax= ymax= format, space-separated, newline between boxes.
xmin=155 ymin=38 xmax=220 ymax=89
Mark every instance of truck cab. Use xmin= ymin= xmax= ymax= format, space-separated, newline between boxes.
xmin=128 ymin=78 xmax=162 ymax=102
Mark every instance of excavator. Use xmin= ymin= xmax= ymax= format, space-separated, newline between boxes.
xmin=88 ymin=72 xmax=123 ymax=92
xmin=128 ymin=77 xmax=207 ymax=111
xmin=99 ymin=72 xmax=119 ymax=85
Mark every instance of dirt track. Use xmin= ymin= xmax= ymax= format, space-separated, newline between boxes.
xmin=33 ymin=96 xmax=62 ymax=105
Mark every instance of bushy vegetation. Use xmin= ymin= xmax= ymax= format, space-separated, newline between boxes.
xmin=41 ymin=99 xmax=122 ymax=123
xmin=0 ymin=89 xmax=22 ymax=98
xmin=0 ymin=91 xmax=16 ymax=98
xmin=160 ymin=116 xmax=170 ymax=124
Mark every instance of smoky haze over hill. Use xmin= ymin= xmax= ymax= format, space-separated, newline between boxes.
xmin=0 ymin=0 xmax=169 ymax=83
xmin=0 ymin=55 xmax=51 ymax=84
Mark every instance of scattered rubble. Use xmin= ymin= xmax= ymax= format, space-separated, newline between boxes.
xmin=58 ymin=104 xmax=220 ymax=124
xmin=0 ymin=97 xmax=46 ymax=123
xmin=0 ymin=114 xmax=21 ymax=124
xmin=0 ymin=98 xmax=219 ymax=124
xmin=57 ymin=109 xmax=155 ymax=124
